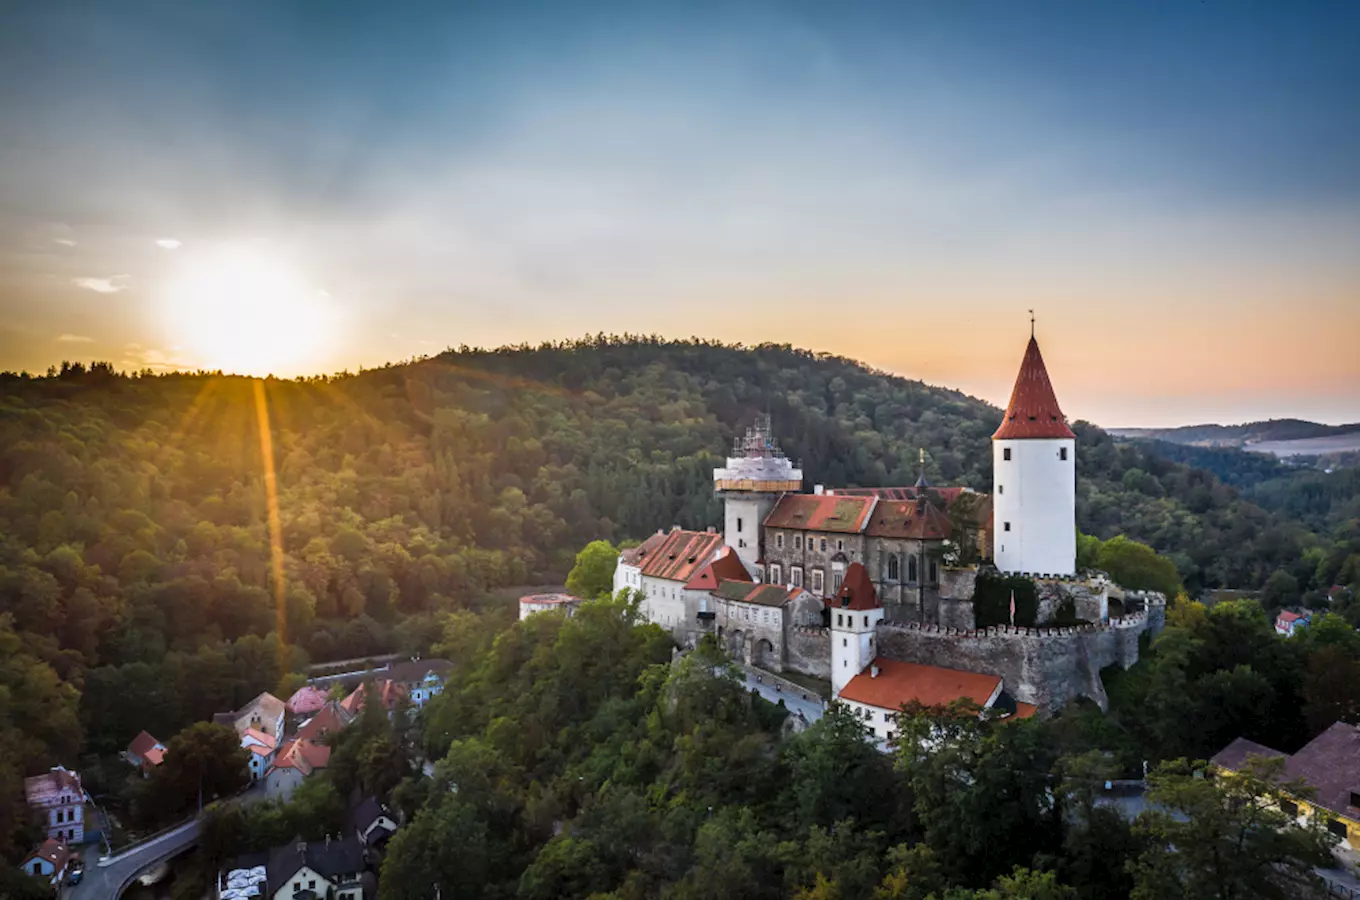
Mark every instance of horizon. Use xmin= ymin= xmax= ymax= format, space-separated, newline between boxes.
xmin=3 ymin=2 xmax=1359 ymax=427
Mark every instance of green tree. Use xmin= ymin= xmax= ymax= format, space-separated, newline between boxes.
xmin=1129 ymin=757 xmax=1335 ymax=900
xmin=1095 ymin=536 xmax=1182 ymax=596
xmin=565 ymin=540 xmax=619 ymax=599
xmin=152 ymin=722 xmax=249 ymax=814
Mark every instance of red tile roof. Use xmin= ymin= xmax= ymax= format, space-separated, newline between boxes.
xmin=993 ymin=336 xmax=1076 ymax=440
xmin=241 ymin=728 xmax=277 ymax=751
xmin=1011 ymin=702 xmax=1039 ymax=720
xmin=143 ymin=746 xmax=165 ymax=766
xmin=764 ymin=495 xmax=875 ymax=533
xmin=296 ymin=701 xmax=354 ymax=744
xmin=829 ymin=563 xmax=880 ymax=610
xmin=24 ymin=768 xmax=82 ymax=807
xmin=827 ymin=485 xmax=970 ymax=506
xmin=127 ymin=730 xmax=162 ymax=760
xmin=271 ymin=739 xmax=331 ymax=776
xmin=716 ymin=581 xmax=805 ymax=607
xmin=341 ymin=679 xmax=408 ymax=714
xmin=839 ymin=658 xmax=1002 ymax=711
xmin=248 ymin=743 xmax=273 ymax=757
xmin=1277 ymin=610 xmax=1306 ymax=624
xmin=620 ymin=529 xmax=725 ymax=582
xmin=685 ymin=546 xmax=752 ymax=590
xmin=23 ymin=838 xmax=71 ymax=873
xmin=865 ymin=498 xmax=952 ymax=540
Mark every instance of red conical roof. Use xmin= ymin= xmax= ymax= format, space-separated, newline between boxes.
xmin=827 ymin=562 xmax=880 ymax=610
xmin=993 ymin=336 xmax=1076 ymax=440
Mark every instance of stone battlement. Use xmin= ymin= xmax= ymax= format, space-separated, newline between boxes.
xmin=790 ymin=625 xmax=830 ymax=637
xmin=879 ymin=608 xmax=1149 ymax=641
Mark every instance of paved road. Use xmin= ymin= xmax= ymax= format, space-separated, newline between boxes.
xmin=741 ymin=669 xmax=825 ymax=724
xmin=64 ymin=819 xmax=198 ymax=900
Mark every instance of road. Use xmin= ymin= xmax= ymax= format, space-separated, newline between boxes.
xmin=741 ymin=668 xmax=825 ymax=724
xmin=64 ymin=819 xmax=199 ymax=900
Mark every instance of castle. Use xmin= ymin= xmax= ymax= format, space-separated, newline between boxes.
xmin=614 ymin=332 xmax=1165 ymax=719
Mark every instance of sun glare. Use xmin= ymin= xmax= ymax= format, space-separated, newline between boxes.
xmin=160 ymin=246 xmax=338 ymax=376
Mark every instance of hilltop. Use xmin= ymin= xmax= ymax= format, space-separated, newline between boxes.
xmin=1111 ymin=418 xmax=1360 ymax=457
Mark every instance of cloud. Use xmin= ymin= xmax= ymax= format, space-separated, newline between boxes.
xmin=121 ymin=345 xmax=190 ymax=373
xmin=56 ymin=333 xmax=94 ymax=343
xmin=155 ymin=238 xmax=182 ymax=250
xmin=72 ymin=275 xmax=130 ymax=293
xmin=53 ymin=238 xmax=77 ymax=247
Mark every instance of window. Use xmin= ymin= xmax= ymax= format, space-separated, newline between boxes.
xmin=791 ymin=566 xmax=803 ymax=587
xmin=843 ymin=638 xmax=847 ymax=647
xmin=837 ymin=539 xmax=844 ymax=551
xmin=833 ymin=571 xmax=843 ymax=591
xmin=1004 ymin=521 xmax=1011 ymax=532
xmin=887 ymin=555 xmax=899 ymax=580
xmin=908 ymin=556 xmax=918 ymax=582
xmin=1328 ymin=819 xmax=1348 ymax=839
xmin=883 ymin=712 xmax=891 ymax=721
xmin=770 ymin=563 xmax=782 ymax=585
xmin=1060 ymin=447 xmax=1068 ymax=461
xmin=776 ymin=532 xmax=784 ymax=549
xmin=1280 ymin=799 xmax=1299 ymax=817
xmin=836 ymin=613 xmax=843 ymax=627
xmin=1003 ymin=447 xmax=1012 ymax=461
xmin=929 ymin=560 xmax=938 ymax=583
xmin=998 ymin=484 xmax=1003 ymax=495
xmin=309 ymin=880 xmax=317 ymax=890
xmin=812 ymin=569 xmax=824 ymax=594
xmin=737 ymin=517 xmax=743 ymax=532
xmin=795 ymin=534 xmax=802 ymax=550
xmin=863 ymin=615 xmax=868 ymax=627
xmin=1351 ymin=791 xmax=1360 ymax=808
xmin=820 ymin=538 xmax=827 ymax=552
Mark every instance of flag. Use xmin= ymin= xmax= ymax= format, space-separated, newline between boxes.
xmin=1009 ymin=590 xmax=1016 ymax=626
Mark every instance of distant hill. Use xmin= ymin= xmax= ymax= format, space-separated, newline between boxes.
xmin=1111 ymin=419 xmax=1360 ymax=457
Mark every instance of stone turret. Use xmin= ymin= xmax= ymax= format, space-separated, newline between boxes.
xmin=714 ymin=415 xmax=802 ymax=573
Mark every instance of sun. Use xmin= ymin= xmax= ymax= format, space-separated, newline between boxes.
xmin=159 ymin=246 xmax=338 ymax=376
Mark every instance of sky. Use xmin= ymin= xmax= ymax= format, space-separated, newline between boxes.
xmin=1 ymin=1 xmax=1358 ymax=427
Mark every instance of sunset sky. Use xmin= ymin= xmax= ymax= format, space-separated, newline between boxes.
xmin=1 ymin=1 xmax=1357 ymax=427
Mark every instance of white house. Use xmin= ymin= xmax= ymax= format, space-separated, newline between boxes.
xmin=18 ymin=838 xmax=71 ymax=886
xmin=992 ymin=334 xmax=1077 ymax=577
xmin=383 ymin=658 xmax=453 ymax=708
xmin=266 ymin=837 xmax=367 ymax=900
xmin=264 ymin=739 xmax=330 ymax=802
xmin=23 ymin=766 xmax=87 ymax=844
xmin=351 ymin=796 xmax=399 ymax=848
xmin=1275 ymin=610 xmax=1311 ymax=636
xmin=837 ymin=659 xmax=1009 ymax=743
xmin=241 ymin=727 xmax=278 ymax=782
xmin=519 ymin=593 xmax=585 ymax=621
xmin=614 ymin=528 xmax=727 ymax=640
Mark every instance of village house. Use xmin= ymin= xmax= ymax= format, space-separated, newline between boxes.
xmin=296 ymin=700 xmax=354 ymax=744
xmin=286 ymin=685 xmax=329 ymax=719
xmin=519 ymin=592 xmax=585 ymax=620
xmin=18 ymin=838 xmax=71 ymax=887
xmin=242 ymin=727 xmax=278 ymax=782
xmin=341 ymin=679 xmax=407 ymax=717
xmin=1275 ymin=609 xmax=1311 ymax=636
xmin=1212 ymin=721 xmax=1360 ymax=851
xmin=614 ymin=528 xmax=728 ymax=642
xmin=265 ymin=739 xmax=331 ymax=801
xmin=266 ymin=837 xmax=369 ymax=900
xmin=351 ymin=795 xmax=399 ymax=851
xmin=24 ymin=766 xmax=88 ymax=844
xmin=382 ymin=658 xmax=453 ymax=708
xmin=124 ymin=730 xmax=166 ymax=773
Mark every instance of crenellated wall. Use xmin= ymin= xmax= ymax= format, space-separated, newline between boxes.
xmin=874 ymin=596 xmax=1165 ymax=712
xmin=786 ymin=625 xmax=831 ymax=679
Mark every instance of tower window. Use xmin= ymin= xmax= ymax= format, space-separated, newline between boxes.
xmin=1003 ymin=448 xmax=1011 ymax=461
xmin=1004 ymin=522 xmax=1011 ymax=532
xmin=998 ymin=484 xmax=1003 ymax=495
xmin=908 ymin=556 xmax=918 ymax=582
xmin=737 ymin=517 xmax=743 ymax=532
xmin=1060 ymin=447 xmax=1068 ymax=461
xmin=863 ymin=615 xmax=868 ymax=627
xmin=843 ymin=638 xmax=847 ymax=647
xmin=887 ymin=555 xmax=899 ymax=580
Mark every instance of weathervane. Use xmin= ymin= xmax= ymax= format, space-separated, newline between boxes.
xmin=1029 ymin=309 xmax=1035 ymax=338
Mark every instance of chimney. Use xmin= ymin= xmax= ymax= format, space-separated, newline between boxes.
xmin=326 ymin=834 xmax=331 ymax=848
xmin=671 ymin=524 xmax=681 ymax=532
xmin=298 ymin=840 xmax=307 ymax=855
xmin=814 ymin=485 xmax=824 ymax=495
xmin=871 ymin=665 xmax=880 ymax=678
xmin=706 ymin=526 xmax=715 ymax=533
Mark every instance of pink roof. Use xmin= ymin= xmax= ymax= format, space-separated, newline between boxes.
xmin=296 ymin=702 xmax=353 ymax=743
xmin=685 ymin=546 xmax=752 ymax=591
xmin=286 ymin=686 xmax=328 ymax=716
xmin=127 ymin=730 xmax=162 ymax=759
xmin=1277 ymin=610 xmax=1306 ymax=624
xmin=248 ymin=743 xmax=273 ymax=756
xmin=241 ymin=727 xmax=277 ymax=750
xmin=142 ymin=746 xmax=165 ymax=766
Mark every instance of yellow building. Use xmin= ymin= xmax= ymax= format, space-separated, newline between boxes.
xmin=1211 ymin=721 xmax=1360 ymax=850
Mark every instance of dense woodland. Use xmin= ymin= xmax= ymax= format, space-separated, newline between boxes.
xmin=1 ymin=337 xmax=1358 ymax=887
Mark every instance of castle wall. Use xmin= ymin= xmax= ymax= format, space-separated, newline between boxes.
xmin=875 ymin=603 xmax=1160 ymax=712
xmin=786 ymin=626 xmax=831 ymax=679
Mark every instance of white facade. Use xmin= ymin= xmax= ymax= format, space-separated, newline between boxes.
xmin=830 ymin=604 xmax=884 ymax=694
xmin=992 ymin=437 xmax=1076 ymax=576
xmin=272 ymin=864 xmax=364 ymax=900
xmin=722 ymin=495 xmax=777 ymax=572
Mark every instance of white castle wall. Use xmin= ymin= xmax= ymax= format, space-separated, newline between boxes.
xmin=993 ymin=437 xmax=1076 ymax=576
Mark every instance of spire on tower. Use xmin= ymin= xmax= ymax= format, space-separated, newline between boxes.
xmin=993 ymin=334 xmax=1075 ymax=440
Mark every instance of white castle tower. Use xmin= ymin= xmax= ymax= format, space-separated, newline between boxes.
xmin=713 ymin=415 xmax=802 ymax=573
xmin=992 ymin=330 xmax=1076 ymax=576
xmin=829 ymin=563 xmax=884 ymax=694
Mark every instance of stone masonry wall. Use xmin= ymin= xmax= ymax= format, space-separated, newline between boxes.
xmin=786 ymin=626 xmax=831 ymax=679
xmin=875 ymin=604 xmax=1160 ymax=712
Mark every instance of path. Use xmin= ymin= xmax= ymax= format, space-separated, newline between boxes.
xmin=740 ymin=668 xmax=824 ymax=724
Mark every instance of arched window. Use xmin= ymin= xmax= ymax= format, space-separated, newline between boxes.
xmin=887 ymin=554 xmax=899 ymax=580
xmin=908 ymin=556 xmax=918 ymax=583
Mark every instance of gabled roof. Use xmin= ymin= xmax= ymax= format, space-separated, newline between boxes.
xmin=143 ymin=746 xmax=165 ymax=766
xmin=993 ymin=336 xmax=1076 ymax=440
xmin=763 ymin=495 xmax=875 ymax=534
xmin=248 ymin=743 xmax=274 ymax=757
xmin=230 ymin=692 xmax=286 ymax=737
xmin=267 ymin=836 xmax=365 ymax=890
xmin=270 ymin=739 xmax=331 ymax=776
xmin=22 ymin=838 xmax=70 ymax=873
xmin=286 ymin=686 xmax=329 ymax=717
xmin=127 ymin=730 xmax=162 ymax=759
xmin=830 ymin=563 xmax=880 ymax=610
xmin=1276 ymin=610 xmax=1308 ymax=624
xmin=685 ymin=546 xmax=751 ymax=591
xmin=839 ymin=659 xmax=1001 ymax=711
xmin=296 ymin=701 xmax=354 ymax=744
xmin=384 ymin=658 xmax=453 ymax=684
xmin=1210 ymin=736 xmax=1285 ymax=773
xmin=1281 ymin=722 xmax=1360 ymax=821
xmin=619 ymin=529 xmax=724 ymax=582
xmin=24 ymin=767 xmax=82 ymax=806
xmin=864 ymin=498 xmax=952 ymax=540
xmin=341 ymin=679 xmax=407 ymax=714
xmin=827 ymin=485 xmax=971 ymax=507
xmin=715 ymin=581 xmax=804 ymax=607
xmin=242 ymin=727 xmax=277 ymax=750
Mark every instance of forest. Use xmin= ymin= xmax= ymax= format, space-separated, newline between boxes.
xmin=1 ymin=337 xmax=1358 ymax=880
